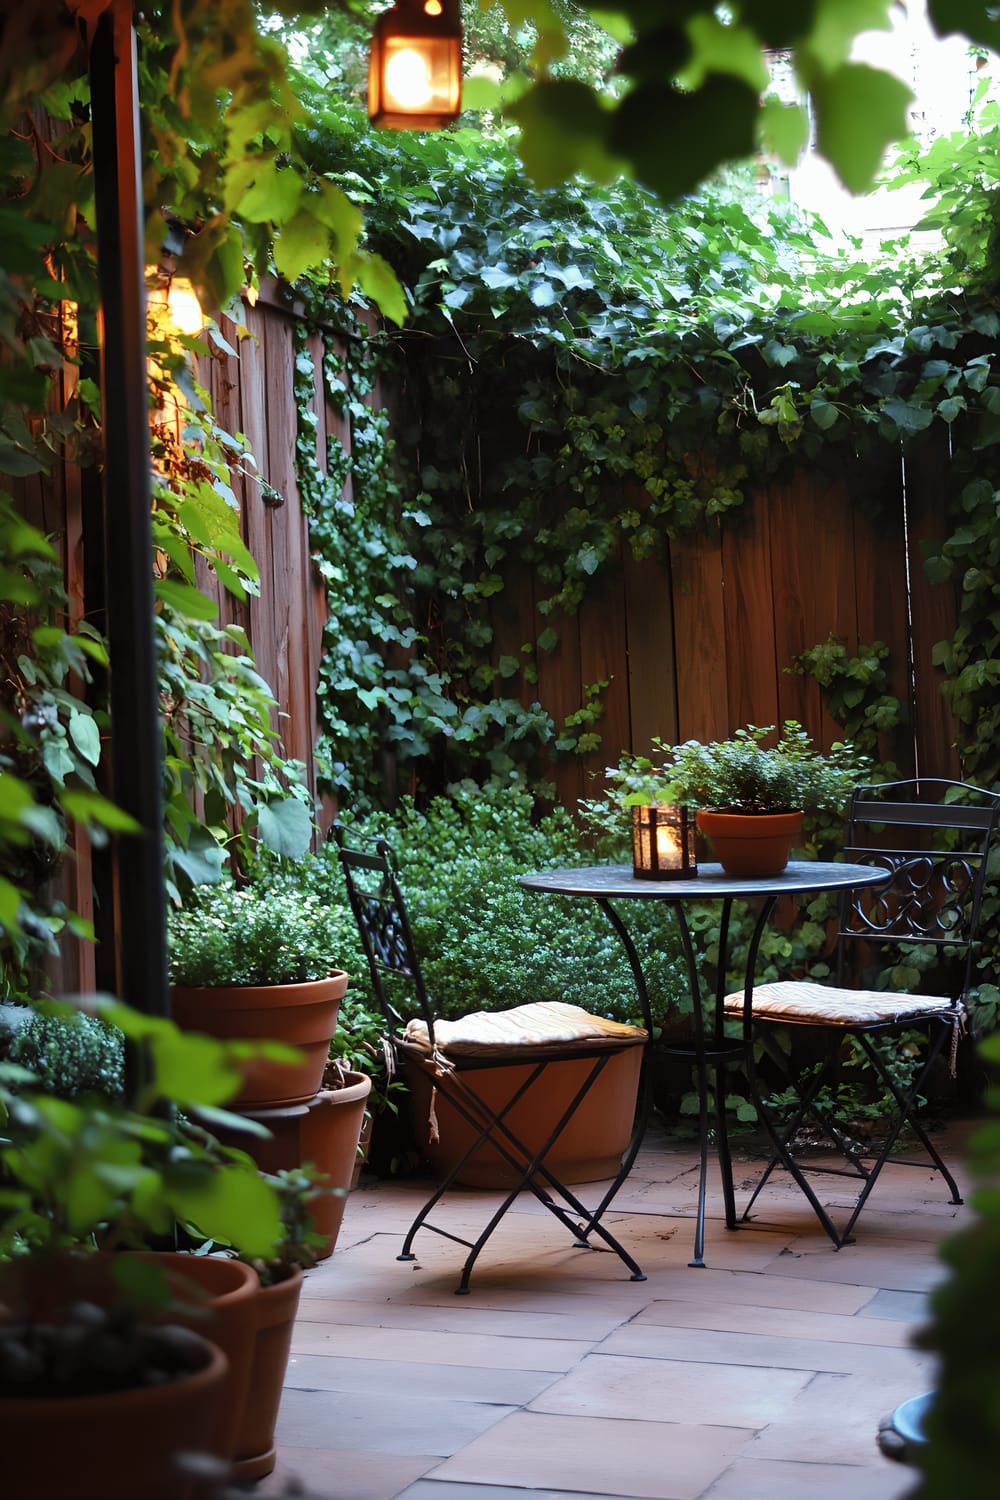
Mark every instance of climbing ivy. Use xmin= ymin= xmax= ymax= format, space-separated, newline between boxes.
xmin=287 ymin=88 xmax=1000 ymax=806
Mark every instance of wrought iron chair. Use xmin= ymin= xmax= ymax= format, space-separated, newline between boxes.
xmin=724 ymin=779 xmax=1000 ymax=1248
xmin=334 ymin=826 xmax=651 ymax=1293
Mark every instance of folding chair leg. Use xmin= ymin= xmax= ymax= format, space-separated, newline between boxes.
xmin=839 ymin=1024 xmax=961 ymax=1243
xmin=572 ymin=1044 xmax=652 ymax=1244
xmin=400 ymin=1053 xmax=647 ymax=1292
xmin=741 ymin=1032 xmax=868 ymax=1227
xmin=744 ymin=1045 xmax=845 ymax=1250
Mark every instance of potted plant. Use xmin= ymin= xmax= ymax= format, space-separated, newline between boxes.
xmin=167 ymin=877 xmax=349 ymax=1108
xmin=0 ymin=999 xmax=287 ymax=1499
xmin=223 ymin=1164 xmax=327 ymax=1482
xmin=612 ymin=721 xmax=864 ymax=877
xmin=209 ymin=1058 xmax=373 ymax=1261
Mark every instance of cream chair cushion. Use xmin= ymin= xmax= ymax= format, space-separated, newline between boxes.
xmin=723 ymin=980 xmax=957 ymax=1027
xmin=403 ymin=1000 xmax=646 ymax=1058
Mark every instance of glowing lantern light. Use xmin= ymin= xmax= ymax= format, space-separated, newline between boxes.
xmin=369 ymin=0 xmax=462 ymax=130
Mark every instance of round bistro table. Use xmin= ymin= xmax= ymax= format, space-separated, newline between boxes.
xmin=518 ymin=861 xmax=889 ymax=1266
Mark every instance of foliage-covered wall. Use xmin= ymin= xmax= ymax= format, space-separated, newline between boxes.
xmin=286 ymin=98 xmax=1000 ymax=820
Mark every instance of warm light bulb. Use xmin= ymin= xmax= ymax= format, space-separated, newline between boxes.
xmin=424 ymin=0 xmax=443 ymax=12
xmin=165 ymin=280 xmax=204 ymax=337
xmin=384 ymin=47 xmax=434 ymax=109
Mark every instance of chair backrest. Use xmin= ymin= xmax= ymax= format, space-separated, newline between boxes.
xmin=333 ymin=825 xmax=436 ymax=1042
xmin=836 ymin=778 xmax=1000 ymax=1001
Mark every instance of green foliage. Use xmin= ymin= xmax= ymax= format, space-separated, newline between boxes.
xmin=606 ymin=722 xmax=866 ymax=816
xmin=166 ymin=879 xmax=346 ymax=987
xmin=916 ymin=1030 xmax=1000 ymax=1500
xmin=309 ymin=786 xmax=688 ymax=1027
xmin=791 ymin=636 xmax=905 ymax=767
xmin=0 ymin=999 xmax=283 ymax=1261
xmin=289 ymin=96 xmax=1000 ymax=803
xmin=2 ymin=1005 xmax=124 ymax=1101
xmin=0 ymin=493 xmax=116 ymax=988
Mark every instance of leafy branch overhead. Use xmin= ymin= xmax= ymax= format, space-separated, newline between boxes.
xmin=489 ymin=0 xmax=997 ymax=199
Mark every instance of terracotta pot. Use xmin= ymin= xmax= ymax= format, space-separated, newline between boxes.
xmin=231 ymin=1269 xmax=304 ymax=1482
xmin=405 ymin=1044 xmax=643 ymax=1189
xmin=351 ymin=1105 xmax=374 ymax=1189
xmin=135 ymin=1252 xmax=260 ymax=1462
xmin=696 ymin=808 xmax=804 ymax=877
xmin=211 ymin=1070 xmax=372 ymax=1259
xmin=0 ymin=1330 xmax=228 ymax=1500
xmin=170 ymin=970 xmax=349 ymax=1107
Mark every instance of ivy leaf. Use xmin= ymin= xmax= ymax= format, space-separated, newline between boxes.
xmin=682 ymin=14 xmax=770 ymax=91
xmin=613 ymin=79 xmax=759 ymax=203
xmin=256 ymin=797 xmax=313 ymax=860
xmin=507 ymin=78 xmax=619 ymax=188
xmin=803 ymin=0 xmax=896 ymax=73
xmin=809 ymin=398 xmax=840 ymax=430
xmin=938 ymin=395 xmax=967 ymax=423
xmin=228 ymin=156 xmax=303 ymax=225
xmin=811 ymin=64 xmax=912 ymax=193
xmin=0 ymin=874 xmax=22 ymax=932
xmin=927 ymin=0 xmax=1000 ymax=50
xmin=61 ymin=789 xmax=140 ymax=834
xmin=764 ymin=339 xmax=799 ymax=368
xmin=881 ymin=397 xmax=934 ymax=434
xmin=0 ymin=444 xmax=46 ymax=477
xmin=758 ymin=98 xmax=810 ymax=165
xmin=355 ymin=252 xmax=408 ymax=327
xmin=68 ymin=711 xmax=101 ymax=767
xmin=155 ymin=578 xmax=219 ymax=621
xmin=273 ymin=208 xmax=327 ymax=284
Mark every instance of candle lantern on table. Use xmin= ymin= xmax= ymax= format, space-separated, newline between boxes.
xmin=631 ymin=803 xmax=697 ymax=881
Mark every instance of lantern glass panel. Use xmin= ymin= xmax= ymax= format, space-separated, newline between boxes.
xmin=631 ymin=804 xmax=697 ymax=881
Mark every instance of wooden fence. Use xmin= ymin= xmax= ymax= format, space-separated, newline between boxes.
xmin=14 ymin=287 xmax=963 ymax=992
xmin=490 ymin=451 xmax=961 ymax=810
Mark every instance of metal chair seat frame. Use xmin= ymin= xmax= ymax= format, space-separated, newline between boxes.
xmin=335 ymin=827 xmax=651 ymax=1293
xmin=736 ymin=778 xmax=1000 ymax=1248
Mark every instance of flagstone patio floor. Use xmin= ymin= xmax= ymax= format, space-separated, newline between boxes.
xmin=254 ymin=1115 xmax=976 ymax=1500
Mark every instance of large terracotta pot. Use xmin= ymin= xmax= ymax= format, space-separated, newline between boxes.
xmin=231 ymin=1269 xmax=305 ymax=1482
xmin=170 ymin=970 xmax=348 ymax=1107
xmin=0 ymin=1330 xmax=228 ymax=1500
xmin=696 ymin=809 xmax=804 ymax=877
xmin=212 ymin=1070 xmax=372 ymax=1259
xmin=405 ymin=1045 xmax=642 ymax=1189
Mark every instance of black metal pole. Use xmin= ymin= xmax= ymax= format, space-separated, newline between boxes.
xmin=88 ymin=0 xmax=168 ymax=1018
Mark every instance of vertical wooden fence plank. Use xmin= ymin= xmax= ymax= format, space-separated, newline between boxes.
xmin=578 ymin=545 xmax=630 ymax=790
xmin=769 ymin=475 xmax=856 ymax=747
xmin=721 ymin=496 xmax=778 ymax=734
xmin=238 ymin=300 xmax=280 ymax=733
xmin=534 ymin=602 xmax=584 ymax=809
xmin=623 ymin=538 xmax=678 ymax=756
xmin=904 ymin=436 xmax=962 ymax=779
xmin=670 ymin=523 xmax=729 ymax=741
xmin=851 ymin=457 xmax=914 ymax=774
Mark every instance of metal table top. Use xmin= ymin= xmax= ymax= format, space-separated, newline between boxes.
xmin=518 ymin=860 xmax=889 ymax=902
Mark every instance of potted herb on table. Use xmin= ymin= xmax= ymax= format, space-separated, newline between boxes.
xmin=612 ymin=721 xmax=864 ymax=877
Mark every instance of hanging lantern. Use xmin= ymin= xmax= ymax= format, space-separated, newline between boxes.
xmin=368 ymin=0 xmax=463 ymax=130
xmin=632 ymin=803 xmax=697 ymax=881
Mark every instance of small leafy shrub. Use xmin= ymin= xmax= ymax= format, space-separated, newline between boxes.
xmin=310 ymin=786 xmax=688 ymax=1027
xmin=166 ymin=880 xmax=347 ymax=987
xmin=2 ymin=1007 xmax=124 ymax=1100
xmin=605 ymin=722 xmax=865 ymax=817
